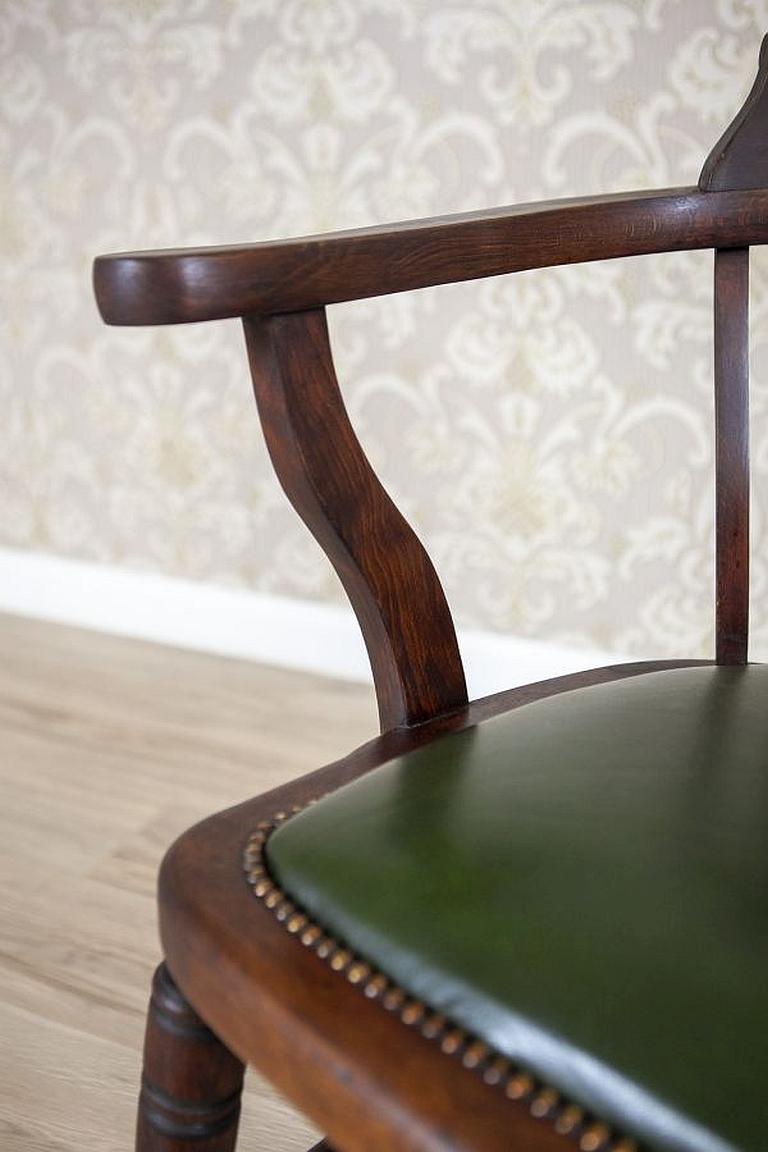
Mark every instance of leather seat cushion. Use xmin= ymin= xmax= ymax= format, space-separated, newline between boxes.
xmin=266 ymin=666 xmax=768 ymax=1152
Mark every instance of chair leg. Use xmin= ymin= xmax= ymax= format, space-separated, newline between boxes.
xmin=136 ymin=963 xmax=245 ymax=1152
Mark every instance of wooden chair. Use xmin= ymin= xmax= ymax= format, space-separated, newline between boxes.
xmin=93 ymin=37 xmax=768 ymax=1152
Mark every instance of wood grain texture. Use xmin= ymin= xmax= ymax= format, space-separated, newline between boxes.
xmin=243 ymin=308 xmax=467 ymax=732
xmin=714 ymin=247 xmax=750 ymax=665
xmin=699 ymin=34 xmax=768 ymax=191
xmin=93 ymin=186 xmax=768 ymax=326
xmin=88 ymin=37 xmax=768 ymax=1151
xmin=159 ymin=658 xmax=711 ymax=1152
xmin=0 ymin=612 xmax=371 ymax=1152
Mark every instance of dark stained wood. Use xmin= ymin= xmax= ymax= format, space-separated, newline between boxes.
xmin=94 ymin=33 xmax=768 ymax=1152
xmin=157 ymin=661 xmax=711 ymax=1152
xmin=93 ymin=186 xmax=768 ymax=326
xmin=700 ymin=35 xmax=768 ymax=191
xmin=243 ymin=308 xmax=467 ymax=732
xmin=136 ymin=964 xmax=244 ymax=1152
xmin=714 ymin=248 xmax=750 ymax=665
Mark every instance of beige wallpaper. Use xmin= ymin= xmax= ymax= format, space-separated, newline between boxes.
xmin=2 ymin=0 xmax=768 ymax=660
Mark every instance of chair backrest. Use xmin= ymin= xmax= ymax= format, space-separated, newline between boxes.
xmin=94 ymin=37 xmax=768 ymax=733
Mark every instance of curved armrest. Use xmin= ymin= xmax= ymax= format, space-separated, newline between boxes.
xmin=93 ymin=186 xmax=768 ymax=326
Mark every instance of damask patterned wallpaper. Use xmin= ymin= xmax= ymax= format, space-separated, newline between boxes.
xmin=2 ymin=1 xmax=768 ymax=659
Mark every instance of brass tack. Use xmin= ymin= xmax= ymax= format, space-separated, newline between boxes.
xmin=482 ymin=1056 xmax=510 ymax=1086
xmin=555 ymin=1105 xmax=585 ymax=1135
xmin=246 ymin=867 xmax=266 ymax=883
xmin=580 ymin=1124 xmax=611 ymax=1151
xmin=300 ymin=924 xmax=322 ymax=947
xmin=462 ymin=1040 xmax=490 ymax=1069
xmin=275 ymin=901 xmax=294 ymax=922
xmin=243 ymin=846 xmax=263 ymax=863
xmin=330 ymin=949 xmax=352 ymax=972
xmin=347 ymin=962 xmax=371 ymax=985
xmin=364 ymin=973 xmax=388 ymax=999
xmin=291 ymin=804 xmax=303 ymax=813
xmin=315 ymin=936 xmax=336 ymax=959
xmin=530 ymin=1088 xmax=559 ymax=1118
xmin=421 ymin=1013 xmax=447 ymax=1039
xmin=254 ymin=879 xmax=273 ymax=898
xmin=440 ymin=1029 xmax=465 ymax=1055
xmin=273 ymin=811 xmax=288 ymax=822
xmin=611 ymin=1142 xmax=637 ymax=1152
xmin=287 ymin=913 xmax=308 ymax=934
xmin=400 ymin=1000 xmax=425 ymax=1026
xmin=382 ymin=987 xmax=406 ymax=1012
xmin=248 ymin=829 xmax=267 ymax=844
xmin=264 ymin=889 xmax=283 ymax=909
xmin=256 ymin=821 xmax=272 ymax=831
xmin=505 ymin=1073 xmax=534 ymax=1101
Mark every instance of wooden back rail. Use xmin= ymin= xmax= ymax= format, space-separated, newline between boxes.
xmin=94 ymin=38 xmax=768 ymax=729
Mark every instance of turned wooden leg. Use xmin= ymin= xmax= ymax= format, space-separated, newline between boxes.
xmin=136 ymin=963 xmax=245 ymax=1152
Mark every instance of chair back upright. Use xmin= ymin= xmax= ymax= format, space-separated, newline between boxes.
xmin=700 ymin=36 xmax=768 ymax=664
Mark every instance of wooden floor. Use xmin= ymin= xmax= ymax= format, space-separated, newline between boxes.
xmin=0 ymin=612 xmax=377 ymax=1151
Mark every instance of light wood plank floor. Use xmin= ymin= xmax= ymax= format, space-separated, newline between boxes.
xmin=0 ymin=612 xmax=377 ymax=1151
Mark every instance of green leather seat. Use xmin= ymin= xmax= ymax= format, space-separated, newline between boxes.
xmin=266 ymin=666 xmax=768 ymax=1152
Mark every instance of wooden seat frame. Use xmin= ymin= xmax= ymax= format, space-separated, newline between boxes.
xmin=93 ymin=37 xmax=768 ymax=1152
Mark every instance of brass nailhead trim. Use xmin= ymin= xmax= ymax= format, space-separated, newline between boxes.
xmin=440 ymin=1028 xmax=466 ymax=1056
xmin=531 ymin=1087 xmax=560 ymax=1118
xmin=364 ymin=973 xmax=388 ymax=999
xmin=330 ymin=948 xmax=352 ymax=972
xmin=581 ymin=1123 xmax=612 ymax=1151
xmin=401 ymin=1000 xmax=426 ymax=1026
xmin=462 ymin=1040 xmax=490 ymax=1069
xmin=275 ymin=900 xmax=295 ymax=922
xmin=382 ymin=987 xmax=405 ymax=1012
xmin=421 ymin=1012 xmax=447 ymax=1039
xmin=482 ymin=1055 xmax=510 ymax=1086
xmin=347 ymin=962 xmax=371 ymax=985
xmin=300 ymin=924 xmax=322 ymax=947
xmin=316 ymin=936 xmax=335 ymax=959
xmin=243 ymin=809 xmax=640 ymax=1152
xmin=505 ymin=1073 xmax=534 ymax=1101
xmin=556 ymin=1105 xmax=585 ymax=1135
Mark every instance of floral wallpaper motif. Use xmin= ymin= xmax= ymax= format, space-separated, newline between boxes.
xmin=2 ymin=0 xmax=768 ymax=659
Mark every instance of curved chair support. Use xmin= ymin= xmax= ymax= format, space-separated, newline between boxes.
xmin=243 ymin=308 xmax=467 ymax=731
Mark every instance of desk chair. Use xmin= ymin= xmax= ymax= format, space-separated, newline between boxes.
xmin=93 ymin=36 xmax=768 ymax=1152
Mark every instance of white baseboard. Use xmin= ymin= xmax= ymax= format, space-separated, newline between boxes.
xmin=0 ymin=548 xmax=624 ymax=698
